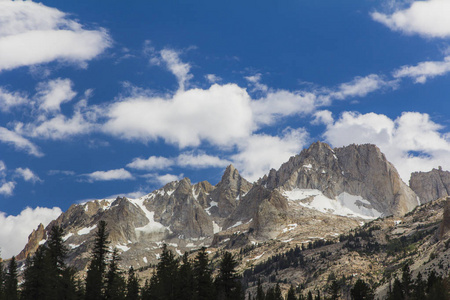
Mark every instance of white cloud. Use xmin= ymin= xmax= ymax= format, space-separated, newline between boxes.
xmin=15 ymin=168 xmax=42 ymax=183
xmin=0 ymin=160 xmax=6 ymax=175
xmin=372 ymin=0 xmax=450 ymax=38
xmin=0 ymin=126 xmax=43 ymax=157
xmin=393 ymin=56 xmax=450 ymax=83
xmin=324 ymin=111 xmax=450 ymax=182
xmin=326 ymin=74 xmax=397 ymax=101
xmin=232 ymin=128 xmax=309 ymax=182
xmin=36 ymin=78 xmax=76 ymax=112
xmin=251 ymin=90 xmax=317 ymax=126
xmin=145 ymin=173 xmax=183 ymax=186
xmin=104 ymin=83 xmax=254 ymax=148
xmin=0 ymin=181 xmax=15 ymax=196
xmin=0 ymin=1 xmax=111 ymax=71
xmin=0 ymin=86 xmax=28 ymax=112
xmin=16 ymin=110 xmax=95 ymax=140
xmin=85 ymin=168 xmax=133 ymax=182
xmin=127 ymin=156 xmax=173 ymax=171
xmin=0 ymin=206 xmax=62 ymax=259
xmin=176 ymin=152 xmax=230 ymax=169
xmin=205 ymin=74 xmax=222 ymax=84
xmin=152 ymin=49 xmax=192 ymax=91
xmin=312 ymin=110 xmax=334 ymax=125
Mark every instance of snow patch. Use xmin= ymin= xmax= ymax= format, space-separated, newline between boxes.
xmin=283 ymin=189 xmax=382 ymax=219
xmin=133 ymin=198 xmax=169 ymax=234
xmin=39 ymin=239 xmax=46 ymax=245
xmin=205 ymin=201 xmax=218 ymax=216
xmin=303 ymin=164 xmax=312 ymax=169
xmin=282 ymin=223 xmax=298 ymax=233
xmin=69 ymin=244 xmax=80 ymax=249
xmin=282 ymin=238 xmax=294 ymax=243
xmin=212 ymin=221 xmax=222 ymax=234
xmin=230 ymin=221 xmax=243 ymax=229
xmin=78 ymin=225 xmax=97 ymax=235
xmin=63 ymin=232 xmax=73 ymax=241
xmin=116 ymin=244 xmax=130 ymax=252
xmin=143 ymin=257 xmax=148 ymax=264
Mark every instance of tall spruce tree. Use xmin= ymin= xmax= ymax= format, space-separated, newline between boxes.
xmin=215 ymin=251 xmax=241 ymax=300
xmin=4 ymin=256 xmax=18 ymax=300
xmin=154 ymin=244 xmax=179 ymax=300
xmin=126 ymin=267 xmax=140 ymax=300
xmin=177 ymin=252 xmax=194 ymax=300
xmin=85 ymin=221 xmax=110 ymax=300
xmin=255 ymin=278 xmax=265 ymax=300
xmin=104 ymin=248 xmax=126 ymax=300
xmin=350 ymin=279 xmax=374 ymax=300
xmin=286 ymin=285 xmax=297 ymax=300
xmin=193 ymin=247 xmax=213 ymax=300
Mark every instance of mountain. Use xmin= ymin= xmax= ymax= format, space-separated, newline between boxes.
xmin=17 ymin=142 xmax=421 ymax=277
xmin=410 ymin=167 xmax=450 ymax=204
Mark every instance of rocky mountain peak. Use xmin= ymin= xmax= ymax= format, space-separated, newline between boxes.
xmin=16 ymin=223 xmax=46 ymax=261
xmin=410 ymin=167 xmax=450 ymax=204
xmin=209 ymin=165 xmax=253 ymax=219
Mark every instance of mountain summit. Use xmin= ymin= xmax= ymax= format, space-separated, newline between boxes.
xmin=18 ymin=142 xmax=421 ymax=271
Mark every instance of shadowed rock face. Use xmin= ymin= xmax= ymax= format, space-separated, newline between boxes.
xmin=410 ymin=167 xmax=450 ymax=204
xmin=260 ymin=142 xmax=418 ymax=216
xmin=438 ymin=197 xmax=450 ymax=240
xmin=16 ymin=223 xmax=46 ymax=261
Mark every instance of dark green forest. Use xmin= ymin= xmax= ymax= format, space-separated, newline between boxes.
xmin=0 ymin=222 xmax=449 ymax=300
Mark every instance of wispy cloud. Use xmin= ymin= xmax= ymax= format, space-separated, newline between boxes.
xmin=0 ymin=127 xmax=43 ymax=157
xmin=85 ymin=168 xmax=134 ymax=182
xmin=393 ymin=56 xmax=450 ymax=83
xmin=372 ymin=0 xmax=450 ymax=38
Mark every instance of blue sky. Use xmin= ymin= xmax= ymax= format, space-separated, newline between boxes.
xmin=1 ymin=0 xmax=450 ymax=258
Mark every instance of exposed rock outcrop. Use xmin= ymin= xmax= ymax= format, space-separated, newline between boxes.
xmin=16 ymin=223 xmax=46 ymax=261
xmin=410 ymin=167 xmax=450 ymax=204
xmin=260 ymin=142 xmax=418 ymax=216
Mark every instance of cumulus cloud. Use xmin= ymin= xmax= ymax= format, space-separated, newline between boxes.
xmin=205 ymin=74 xmax=222 ymax=84
xmin=177 ymin=152 xmax=231 ymax=169
xmin=104 ymin=83 xmax=254 ymax=148
xmin=36 ymin=78 xmax=76 ymax=112
xmin=0 ymin=181 xmax=15 ymax=196
xmin=0 ymin=86 xmax=28 ymax=112
xmin=85 ymin=168 xmax=133 ymax=182
xmin=232 ymin=128 xmax=309 ymax=182
xmin=127 ymin=152 xmax=230 ymax=170
xmin=127 ymin=156 xmax=173 ymax=171
xmin=372 ymin=0 xmax=450 ymax=38
xmin=324 ymin=111 xmax=450 ymax=182
xmin=14 ymin=168 xmax=42 ymax=183
xmin=312 ymin=110 xmax=334 ymax=125
xmin=0 ymin=1 xmax=111 ymax=71
xmin=251 ymin=90 xmax=317 ymax=126
xmin=0 ymin=206 xmax=62 ymax=259
xmin=143 ymin=173 xmax=184 ymax=186
xmin=393 ymin=56 xmax=450 ymax=83
xmin=0 ymin=126 xmax=43 ymax=157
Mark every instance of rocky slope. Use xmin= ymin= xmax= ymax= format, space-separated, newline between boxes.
xmin=18 ymin=142 xmax=421 ymax=275
xmin=410 ymin=167 xmax=450 ymax=204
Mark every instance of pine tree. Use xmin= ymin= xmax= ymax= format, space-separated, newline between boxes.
xmin=177 ymin=252 xmax=194 ymax=300
xmin=104 ymin=248 xmax=126 ymax=300
xmin=401 ymin=263 xmax=412 ymax=298
xmin=286 ymin=285 xmax=297 ymax=300
xmin=126 ymin=267 xmax=140 ymax=300
xmin=413 ymin=272 xmax=426 ymax=300
xmin=4 ymin=256 xmax=18 ymax=300
xmin=328 ymin=280 xmax=340 ymax=300
xmin=307 ymin=291 xmax=313 ymax=300
xmin=154 ymin=244 xmax=179 ymax=300
xmin=215 ymin=251 xmax=241 ymax=300
xmin=193 ymin=247 xmax=214 ymax=300
xmin=256 ymin=278 xmax=265 ymax=300
xmin=85 ymin=221 xmax=110 ymax=300
xmin=274 ymin=283 xmax=283 ymax=300
xmin=350 ymin=279 xmax=374 ymax=300
xmin=21 ymin=248 xmax=47 ymax=300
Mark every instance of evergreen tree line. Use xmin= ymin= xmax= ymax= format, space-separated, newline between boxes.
xmin=0 ymin=221 xmax=244 ymax=300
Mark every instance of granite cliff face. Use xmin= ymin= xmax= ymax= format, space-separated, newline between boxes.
xmin=260 ymin=142 xmax=418 ymax=216
xmin=410 ymin=167 xmax=450 ymax=204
